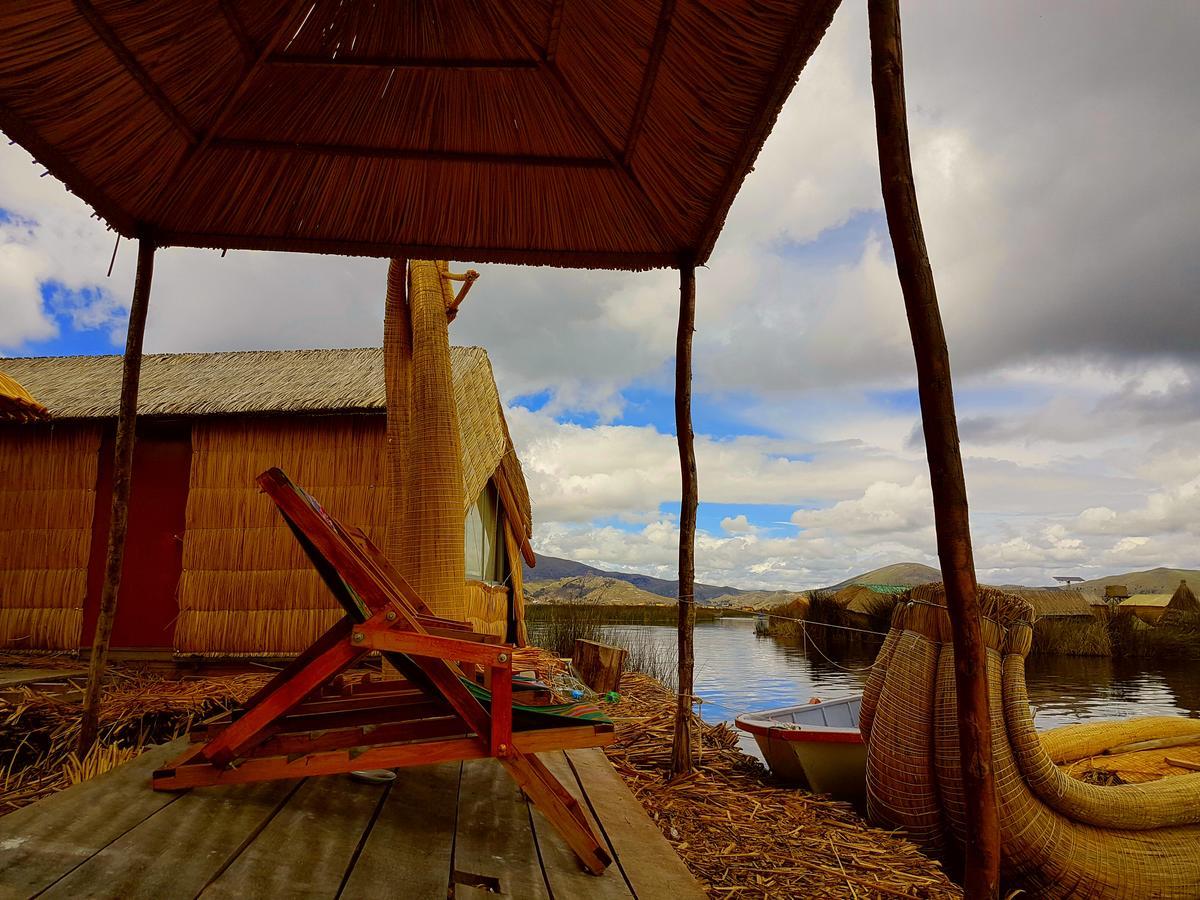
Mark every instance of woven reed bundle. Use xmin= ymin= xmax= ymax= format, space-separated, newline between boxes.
xmin=1041 ymin=717 xmax=1200 ymax=765
xmin=0 ymin=423 xmax=100 ymax=650
xmin=866 ymin=584 xmax=1200 ymax=897
xmin=0 ymin=371 xmax=49 ymax=422
xmin=392 ymin=261 xmax=468 ymax=621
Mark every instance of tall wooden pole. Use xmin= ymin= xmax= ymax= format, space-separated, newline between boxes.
xmin=671 ymin=262 xmax=698 ymax=777
xmin=78 ymin=235 xmax=155 ymax=756
xmin=867 ymin=1 xmax=1000 ymax=895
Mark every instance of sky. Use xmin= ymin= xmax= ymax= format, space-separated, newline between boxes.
xmin=2 ymin=2 xmax=1199 ymax=590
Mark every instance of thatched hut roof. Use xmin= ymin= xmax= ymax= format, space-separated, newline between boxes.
xmin=0 ymin=347 xmax=531 ymax=537
xmin=1167 ymin=581 xmax=1199 ymax=613
xmin=1007 ymin=589 xmax=1092 ymax=619
xmin=833 ymin=585 xmax=896 ymax=616
xmin=1119 ymin=594 xmax=1172 ymax=609
xmin=0 ymin=370 xmax=49 ymax=422
xmin=0 ymin=2 xmax=838 ymax=270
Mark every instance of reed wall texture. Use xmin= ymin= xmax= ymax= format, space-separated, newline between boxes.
xmin=0 ymin=423 xmax=100 ymax=649
xmin=176 ymin=415 xmax=388 ymax=655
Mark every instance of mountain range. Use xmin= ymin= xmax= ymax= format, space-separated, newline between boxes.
xmin=523 ymin=557 xmax=1199 ymax=608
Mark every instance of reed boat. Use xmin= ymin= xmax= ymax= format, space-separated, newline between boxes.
xmin=862 ymin=584 xmax=1200 ymax=898
xmin=736 ymin=696 xmax=867 ymax=801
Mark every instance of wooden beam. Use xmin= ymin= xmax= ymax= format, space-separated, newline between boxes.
xmin=494 ymin=469 xmax=536 ymax=568
xmin=867 ymin=2 xmax=999 ymax=896
xmin=156 ymin=229 xmax=682 ymax=271
xmin=77 ymin=236 xmax=156 ymax=756
xmin=266 ymin=54 xmax=538 ymax=70
xmin=209 ymin=138 xmax=609 ymax=168
xmin=73 ymin=0 xmax=196 ymax=142
xmin=622 ymin=0 xmax=676 ymax=165
xmin=216 ymin=0 xmax=255 ymax=63
xmin=544 ymin=0 xmax=565 ymax=62
xmin=670 ymin=262 xmax=698 ymax=777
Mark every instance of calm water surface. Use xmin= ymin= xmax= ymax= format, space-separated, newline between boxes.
xmin=600 ymin=617 xmax=1200 ymax=754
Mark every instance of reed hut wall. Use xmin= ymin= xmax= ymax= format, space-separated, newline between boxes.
xmin=0 ymin=423 xmax=101 ymax=650
xmin=0 ymin=348 xmax=531 ymax=654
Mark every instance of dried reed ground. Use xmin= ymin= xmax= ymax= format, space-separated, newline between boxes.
xmin=607 ymin=673 xmax=961 ymax=899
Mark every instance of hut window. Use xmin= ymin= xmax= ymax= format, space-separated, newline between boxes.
xmin=464 ymin=482 xmax=502 ymax=583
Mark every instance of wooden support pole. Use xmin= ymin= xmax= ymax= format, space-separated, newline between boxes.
xmin=671 ymin=262 xmax=698 ymax=777
xmin=866 ymin=1 xmax=1000 ymax=895
xmin=77 ymin=235 xmax=155 ymax=756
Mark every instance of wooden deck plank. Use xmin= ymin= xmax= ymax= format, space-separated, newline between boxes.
xmin=39 ymin=779 xmax=299 ymax=900
xmin=566 ymin=748 xmax=706 ymax=900
xmin=0 ymin=740 xmax=183 ymax=900
xmin=529 ymin=751 xmax=633 ymax=898
xmin=200 ymin=775 xmax=385 ymax=899
xmin=454 ymin=758 xmax=549 ymax=900
xmin=338 ymin=763 xmax=460 ymax=900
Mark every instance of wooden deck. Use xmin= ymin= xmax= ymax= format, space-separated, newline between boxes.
xmin=0 ymin=741 xmax=703 ymax=900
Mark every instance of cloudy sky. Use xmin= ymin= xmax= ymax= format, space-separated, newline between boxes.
xmin=2 ymin=3 xmax=1198 ymax=590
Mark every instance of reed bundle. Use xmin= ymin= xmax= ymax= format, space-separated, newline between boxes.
xmin=0 ymin=371 xmax=49 ymax=422
xmin=0 ymin=667 xmax=269 ymax=813
xmin=605 ymin=673 xmax=960 ymax=899
xmin=463 ymin=580 xmax=508 ymax=639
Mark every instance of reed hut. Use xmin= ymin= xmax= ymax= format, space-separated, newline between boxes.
xmin=1118 ymin=594 xmax=1173 ymax=626
xmin=831 ymin=585 xmax=897 ymax=630
xmin=0 ymin=347 xmax=532 ymax=654
xmin=1160 ymin=581 xmax=1199 ymax=627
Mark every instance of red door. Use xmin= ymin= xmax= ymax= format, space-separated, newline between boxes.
xmin=84 ymin=423 xmax=191 ymax=650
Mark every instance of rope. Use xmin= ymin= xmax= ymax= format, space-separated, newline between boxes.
xmin=801 ymin=627 xmax=879 ymax=673
xmin=759 ymin=611 xmax=889 ymax=638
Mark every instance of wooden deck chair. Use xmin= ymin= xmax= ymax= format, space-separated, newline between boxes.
xmin=153 ymin=468 xmax=614 ymax=874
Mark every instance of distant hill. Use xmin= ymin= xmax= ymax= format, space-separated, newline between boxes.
xmin=826 ymin=562 xmax=941 ymax=591
xmin=524 ymin=575 xmax=671 ymax=606
xmin=1071 ymin=566 xmax=1200 ymax=596
xmin=524 ymin=554 xmax=745 ymax=603
xmin=706 ymin=590 xmax=800 ymax=610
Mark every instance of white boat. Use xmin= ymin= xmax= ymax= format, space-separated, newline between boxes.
xmin=736 ymin=695 xmax=867 ymax=801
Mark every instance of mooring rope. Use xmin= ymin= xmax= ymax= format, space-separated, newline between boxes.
xmin=758 ymin=611 xmax=889 ymax=638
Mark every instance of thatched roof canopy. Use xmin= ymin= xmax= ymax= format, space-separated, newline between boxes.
xmin=0 ymin=1 xmax=838 ymax=270
xmin=0 ymin=370 xmax=49 ymax=422
xmin=1 ymin=347 xmax=532 ymax=536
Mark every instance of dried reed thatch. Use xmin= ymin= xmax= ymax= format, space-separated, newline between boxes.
xmin=1007 ymin=588 xmax=1092 ymax=619
xmin=0 ymin=370 xmax=49 ymax=422
xmin=0 ymin=2 xmax=838 ymax=270
xmin=1161 ymin=580 xmax=1200 ymax=626
xmin=608 ymin=673 xmax=960 ymax=898
xmin=0 ymin=424 xmax=100 ymax=650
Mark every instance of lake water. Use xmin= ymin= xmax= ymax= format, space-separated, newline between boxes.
xmin=598 ymin=617 xmax=1200 ymax=755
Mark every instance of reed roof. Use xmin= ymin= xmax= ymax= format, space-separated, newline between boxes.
xmin=1167 ymin=581 xmax=1199 ymax=614
xmin=1119 ymin=594 xmax=1173 ymax=609
xmin=1 ymin=347 xmax=532 ymax=535
xmin=0 ymin=1 xmax=837 ymax=270
xmin=1007 ymin=589 xmax=1093 ymax=619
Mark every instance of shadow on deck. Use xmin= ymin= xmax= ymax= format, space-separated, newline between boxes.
xmin=0 ymin=741 xmax=702 ymax=900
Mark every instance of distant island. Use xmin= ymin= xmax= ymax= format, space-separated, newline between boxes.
xmin=523 ymin=556 xmax=1200 ymax=610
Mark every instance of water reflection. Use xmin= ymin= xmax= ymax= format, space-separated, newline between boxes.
xmin=600 ymin=617 xmax=1200 ymax=736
